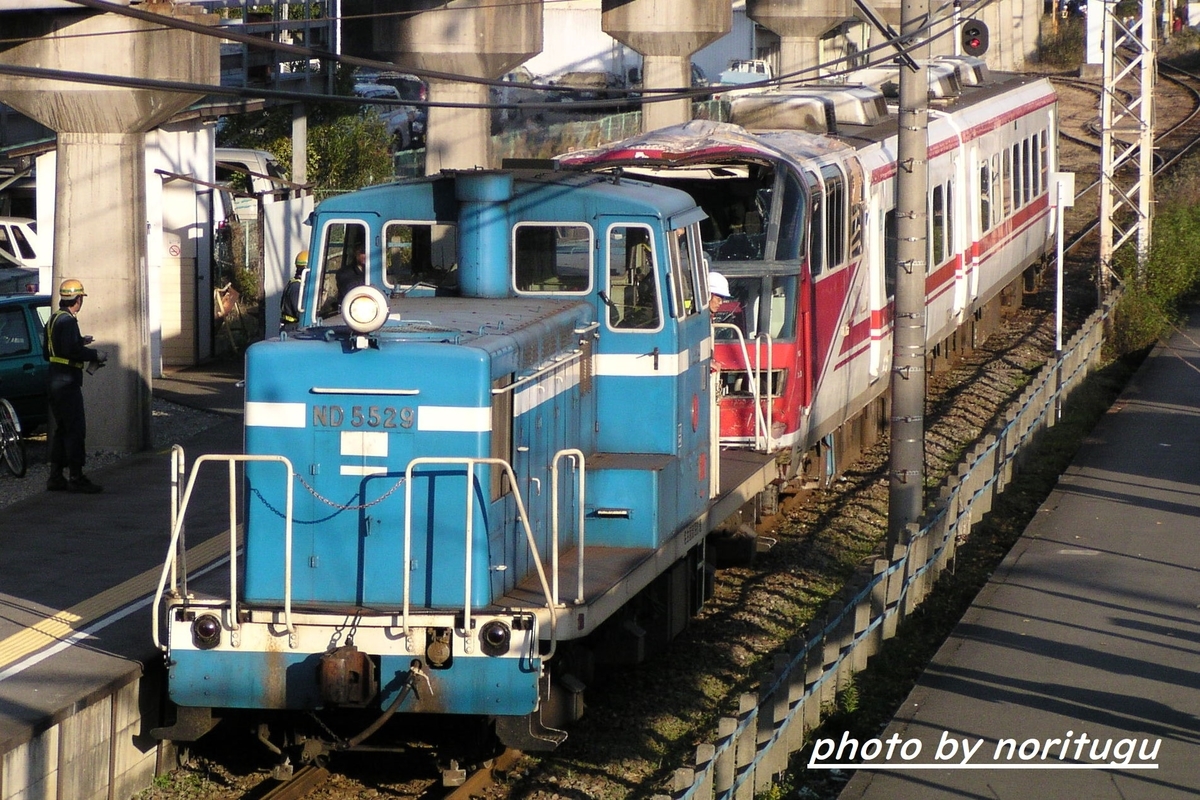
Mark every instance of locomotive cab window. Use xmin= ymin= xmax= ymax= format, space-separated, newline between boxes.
xmin=513 ymin=223 xmax=592 ymax=294
xmin=317 ymin=222 xmax=369 ymax=319
xmin=605 ymin=225 xmax=661 ymax=331
xmin=384 ymin=222 xmax=457 ymax=291
xmin=668 ymin=224 xmax=703 ymax=318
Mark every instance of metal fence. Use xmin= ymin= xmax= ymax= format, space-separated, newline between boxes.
xmin=659 ymin=296 xmax=1115 ymax=800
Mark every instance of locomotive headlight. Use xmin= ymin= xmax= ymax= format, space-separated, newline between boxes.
xmin=341 ymin=285 xmax=390 ymax=334
xmin=192 ymin=614 xmax=222 ymax=650
xmin=480 ymin=620 xmax=511 ymax=657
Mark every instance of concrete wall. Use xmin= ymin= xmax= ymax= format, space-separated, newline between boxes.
xmin=35 ymin=125 xmax=218 ymax=376
xmin=0 ymin=670 xmax=162 ymax=800
xmin=148 ymin=124 xmax=218 ymax=370
xmin=524 ymin=3 xmax=638 ymax=80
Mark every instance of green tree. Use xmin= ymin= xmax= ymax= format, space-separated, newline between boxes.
xmin=217 ymin=65 xmax=394 ymax=193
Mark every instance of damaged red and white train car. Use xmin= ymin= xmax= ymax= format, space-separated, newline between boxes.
xmin=559 ymin=58 xmax=1057 ymax=479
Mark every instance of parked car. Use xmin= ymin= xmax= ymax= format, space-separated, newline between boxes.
xmin=0 ymin=217 xmax=47 ymax=293
xmin=551 ymin=70 xmax=625 ymax=102
xmin=354 ymin=83 xmax=422 ymax=150
xmin=215 ymin=148 xmax=289 ymax=222
xmin=716 ymin=58 xmax=774 ymax=86
xmin=490 ymin=67 xmax=546 ymax=131
xmin=0 ymin=293 xmax=51 ymax=431
xmin=375 ymin=72 xmax=428 ymax=146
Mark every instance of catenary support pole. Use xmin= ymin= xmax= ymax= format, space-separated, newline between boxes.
xmin=886 ymin=0 xmax=930 ymax=551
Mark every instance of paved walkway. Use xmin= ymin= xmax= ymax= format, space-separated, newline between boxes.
xmin=837 ymin=310 xmax=1200 ymax=799
xmin=0 ymin=360 xmax=245 ymax=748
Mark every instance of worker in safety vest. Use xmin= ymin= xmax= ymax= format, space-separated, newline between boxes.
xmin=43 ymin=278 xmax=105 ymax=493
xmin=280 ymin=250 xmax=307 ymax=331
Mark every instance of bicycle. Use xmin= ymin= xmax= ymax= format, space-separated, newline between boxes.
xmin=0 ymin=398 xmax=27 ymax=478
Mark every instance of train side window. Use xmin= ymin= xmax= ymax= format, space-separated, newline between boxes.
xmin=930 ymin=184 xmax=945 ymax=268
xmin=883 ymin=209 xmax=897 ymax=299
xmin=1002 ymin=149 xmax=1012 ymax=218
xmin=979 ymin=162 xmax=991 ymax=234
xmin=384 ymin=222 xmax=457 ymax=290
xmin=945 ymin=182 xmax=954 ymax=264
xmin=1039 ymin=130 xmax=1049 ymax=192
xmin=1022 ymin=139 xmax=1032 ymax=205
xmin=822 ymin=165 xmax=846 ymax=271
xmin=808 ymin=173 xmax=824 ymax=277
xmin=776 ymin=171 xmax=806 ymax=261
xmin=606 ymin=225 xmax=661 ymax=331
xmin=1011 ymin=144 xmax=1022 ymax=209
xmin=317 ymin=221 xmax=368 ymax=319
xmin=513 ymin=223 xmax=592 ymax=294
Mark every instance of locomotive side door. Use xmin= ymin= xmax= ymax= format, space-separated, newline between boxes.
xmin=593 ymin=213 xmax=712 ymax=537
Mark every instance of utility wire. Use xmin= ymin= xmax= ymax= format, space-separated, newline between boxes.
xmin=0 ymin=0 xmax=990 ymax=112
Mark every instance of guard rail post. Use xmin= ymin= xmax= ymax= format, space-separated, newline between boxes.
xmin=884 ymin=543 xmax=907 ymax=637
xmin=868 ymin=559 xmax=888 ymax=656
xmin=693 ymin=743 xmax=716 ymax=800
xmin=734 ymin=694 xmax=757 ymax=800
xmin=714 ymin=717 xmax=737 ymax=798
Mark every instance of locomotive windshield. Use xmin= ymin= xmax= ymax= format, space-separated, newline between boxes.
xmin=316 ymin=221 xmax=368 ymax=318
xmin=621 ymin=163 xmax=806 ymax=264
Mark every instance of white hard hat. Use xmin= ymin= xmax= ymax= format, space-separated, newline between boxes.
xmin=708 ymin=271 xmax=731 ymax=299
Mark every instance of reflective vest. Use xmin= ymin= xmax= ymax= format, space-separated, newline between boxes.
xmin=46 ymin=311 xmax=85 ymax=369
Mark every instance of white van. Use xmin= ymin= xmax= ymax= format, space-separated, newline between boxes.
xmin=0 ymin=217 xmax=49 ymax=293
xmin=215 ymin=148 xmax=288 ymax=221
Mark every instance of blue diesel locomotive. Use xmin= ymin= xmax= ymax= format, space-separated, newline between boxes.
xmin=153 ymin=169 xmax=723 ymax=765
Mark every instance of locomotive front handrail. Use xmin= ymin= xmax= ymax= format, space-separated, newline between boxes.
xmin=715 ymin=324 xmax=776 ymax=451
xmin=756 ymin=333 xmax=775 ymax=451
xmin=551 ymin=449 xmax=587 ymax=605
xmin=153 ymin=454 xmax=295 ymax=652
xmin=169 ymin=445 xmax=186 ymax=599
xmin=403 ymin=457 xmax=558 ymax=658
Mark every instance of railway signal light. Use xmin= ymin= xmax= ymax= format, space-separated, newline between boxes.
xmin=962 ymin=19 xmax=989 ymax=57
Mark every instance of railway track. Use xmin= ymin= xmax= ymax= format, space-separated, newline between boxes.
xmin=227 ymin=750 xmax=523 ymax=800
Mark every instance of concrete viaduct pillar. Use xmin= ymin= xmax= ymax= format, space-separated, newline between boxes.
xmin=0 ymin=8 xmax=217 ymax=453
xmin=366 ymin=0 xmax=542 ymax=173
xmin=601 ymin=0 xmax=730 ymax=133
xmin=747 ymin=0 xmax=850 ymax=80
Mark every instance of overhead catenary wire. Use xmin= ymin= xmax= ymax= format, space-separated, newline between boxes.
xmin=0 ymin=0 xmax=991 ymax=113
